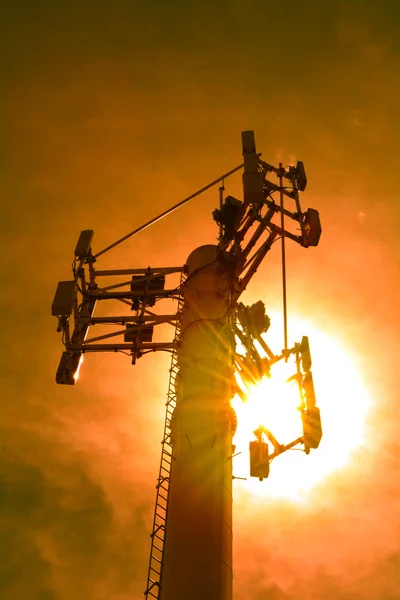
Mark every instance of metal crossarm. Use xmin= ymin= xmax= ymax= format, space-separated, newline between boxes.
xmin=144 ymin=271 xmax=186 ymax=598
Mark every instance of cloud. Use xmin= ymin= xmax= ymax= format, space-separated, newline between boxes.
xmin=2 ymin=0 xmax=400 ymax=598
xmin=0 ymin=427 xmax=150 ymax=599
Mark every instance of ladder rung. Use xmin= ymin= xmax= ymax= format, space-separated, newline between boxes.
xmin=151 ymin=555 xmax=162 ymax=564
xmin=150 ymin=526 xmax=164 ymax=539
xmin=155 ymin=515 xmax=166 ymax=525
xmin=150 ymin=566 xmax=160 ymax=576
xmin=145 ymin=581 xmax=158 ymax=593
xmin=158 ymin=475 xmax=169 ymax=484
xmin=156 ymin=478 xmax=169 ymax=489
xmin=153 ymin=537 xmax=164 ymax=546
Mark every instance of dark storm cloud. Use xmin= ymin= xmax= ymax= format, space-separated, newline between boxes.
xmin=0 ymin=428 xmax=151 ymax=600
xmin=2 ymin=0 xmax=400 ymax=598
xmin=1 ymin=453 xmax=114 ymax=599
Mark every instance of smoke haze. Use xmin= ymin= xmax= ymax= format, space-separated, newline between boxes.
xmin=2 ymin=1 xmax=400 ymax=598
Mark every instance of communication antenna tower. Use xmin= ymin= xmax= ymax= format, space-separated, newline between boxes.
xmin=51 ymin=131 xmax=322 ymax=600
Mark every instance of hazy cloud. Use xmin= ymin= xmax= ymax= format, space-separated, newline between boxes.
xmin=2 ymin=0 xmax=400 ymax=598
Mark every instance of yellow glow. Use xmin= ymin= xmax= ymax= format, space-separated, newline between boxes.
xmin=74 ymin=355 xmax=84 ymax=382
xmin=232 ymin=313 xmax=372 ymax=499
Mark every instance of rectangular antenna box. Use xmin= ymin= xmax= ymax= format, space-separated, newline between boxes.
xmin=56 ymin=351 xmax=81 ymax=385
xmin=249 ymin=441 xmax=270 ymax=479
xmin=74 ymin=230 xmax=94 ymax=259
xmin=303 ymin=209 xmax=321 ymax=246
xmin=130 ymin=274 xmax=166 ymax=293
xmin=51 ymin=281 xmax=77 ymax=316
xmin=124 ymin=324 xmax=154 ymax=343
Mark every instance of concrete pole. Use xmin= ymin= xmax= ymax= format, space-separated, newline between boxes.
xmin=161 ymin=244 xmax=236 ymax=600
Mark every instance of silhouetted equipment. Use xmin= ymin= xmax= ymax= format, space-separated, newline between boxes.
xmin=51 ymin=131 xmax=322 ymax=600
xmin=124 ymin=323 xmax=154 ymax=343
xmin=213 ymin=195 xmax=244 ymax=241
xmin=300 ymin=335 xmax=312 ymax=372
xmin=56 ymin=351 xmax=82 ymax=385
xmin=51 ymin=281 xmax=76 ymax=316
xmin=302 ymin=371 xmax=317 ymax=409
xmin=237 ymin=301 xmax=271 ymax=338
xmin=130 ymin=271 xmax=166 ymax=310
xmin=302 ymin=406 xmax=323 ymax=449
xmin=74 ymin=229 xmax=94 ymax=259
xmin=242 ymin=130 xmax=265 ymax=208
xmin=295 ymin=160 xmax=307 ymax=191
xmin=302 ymin=208 xmax=322 ymax=247
xmin=245 ymin=332 xmax=323 ymax=479
xmin=249 ymin=439 xmax=270 ymax=481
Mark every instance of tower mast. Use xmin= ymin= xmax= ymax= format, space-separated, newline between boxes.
xmin=51 ymin=131 xmax=322 ymax=600
xmin=161 ymin=131 xmax=265 ymax=600
xmin=161 ymin=244 xmax=236 ymax=599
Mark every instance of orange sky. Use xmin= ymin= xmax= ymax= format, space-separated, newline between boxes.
xmin=2 ymin=1 xmax=400 ymax=599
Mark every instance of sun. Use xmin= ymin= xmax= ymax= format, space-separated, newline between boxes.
xmin=231 ymin=312 xmax=372 ymax=499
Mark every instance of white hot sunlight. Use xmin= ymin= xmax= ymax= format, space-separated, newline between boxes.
xmin=231 ymin=312 xmax=372 ymax=500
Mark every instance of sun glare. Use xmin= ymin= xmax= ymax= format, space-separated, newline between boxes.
xmin=74 ymin=355 xmax=84 ymax=382
xmin=232 ymin=313 xmax=372 ymax=499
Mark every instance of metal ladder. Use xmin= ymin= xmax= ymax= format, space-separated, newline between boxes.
xmin=144 ymin=273 xmax=185 ymax=598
